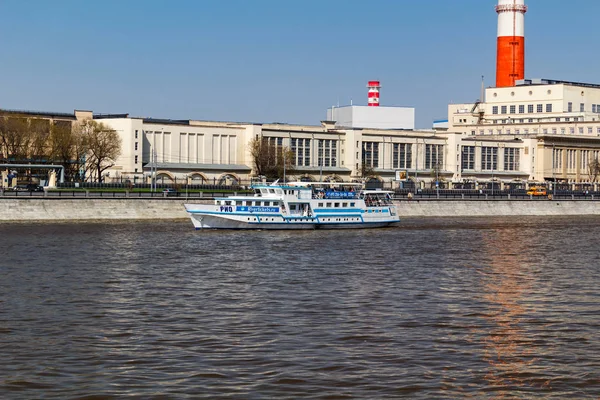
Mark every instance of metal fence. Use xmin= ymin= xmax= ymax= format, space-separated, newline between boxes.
xmin=2 ymin=187 xmax=600 ymax=201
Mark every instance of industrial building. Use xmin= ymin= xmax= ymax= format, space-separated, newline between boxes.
xmin=447 ymin=0 xmax=600 ymax=187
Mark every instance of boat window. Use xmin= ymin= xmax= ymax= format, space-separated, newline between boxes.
xmin=269 ymin=189 xmax=275 ymax=194
xmin=236 ymin=201 xmax=242 ymax=206
xmin=342 ymin=203 xmax=347 ymax=207
xmin=318 ymin=203 xmax=323 ymax=207
xmin=326 ymin=202 xmax=332 ymax=207
xmin=225 ymin=201 xmax=232 ymax=205
xmin=334 ymin=203 xmax=340 ymax=208
xmin=252 ymin=201 xmax=257 ymax=206
xmin=350 ymin=202 xmax=355 ymax=207
xmin=265 ymin=201 xmax=271 ymax=206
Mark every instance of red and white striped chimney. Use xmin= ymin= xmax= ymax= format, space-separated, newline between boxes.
xmin=367 ymin=81 xmax=381 ymax=106
xmin=496 ymin=0 xmax=527 ymax=87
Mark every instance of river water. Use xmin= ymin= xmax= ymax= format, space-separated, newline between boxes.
xmin=1 ymin=217 xmax=599 ymax=399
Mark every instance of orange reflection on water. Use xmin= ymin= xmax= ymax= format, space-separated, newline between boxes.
xmin=471 ymin=226 xmax=552 ymax=396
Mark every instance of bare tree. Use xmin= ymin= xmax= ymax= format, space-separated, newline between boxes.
xmin=28 ymin=118 xmax=52 ymax=162
xmin=588 ymin=157 xmax=600 ymax=183
xmin=249 ymin=136 xmax=295 ymax=181
xmin=75 ymin=120 xmax=121 ymax=182
xmin=0 ymin=115 xmax=30 ymax=162
xmin=358 ymin=162 xmax=376 ymax=181
xmin=49 ymin=121 xmax=89 ymax=180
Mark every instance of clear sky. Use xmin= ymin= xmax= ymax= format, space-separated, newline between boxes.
xmin=1 ymin=0 xmax=599 ymax=129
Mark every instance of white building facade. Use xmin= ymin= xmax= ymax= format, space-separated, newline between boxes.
xmin=95 ymin=114 xmax=446 ymax=188
xmin=446 ymin=79 xmax=600 ymax=186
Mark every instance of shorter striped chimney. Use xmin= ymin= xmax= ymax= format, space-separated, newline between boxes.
xmin=367 ymin=81 xmax=381 ymax=106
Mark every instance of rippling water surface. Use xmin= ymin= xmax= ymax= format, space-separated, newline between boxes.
xmin=1 ymin=217 xmax=600 ymax=399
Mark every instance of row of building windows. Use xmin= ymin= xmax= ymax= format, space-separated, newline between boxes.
xmin=492 ymin=116 xmax=584 ymax=124
xmin=492 ymin=103 xmax=600 ymax=116
xmin=461 ymin=146 xmax=520 ymax=171
xmin=474 ymin=126 xmax=600 ymax=135
xmin=556 ymin=149 xmax=600 ymax=171
xmin=363 ymin=142 xmax=444 ymax=170
xmin=492 ymin=104 xmax=552 ymax=115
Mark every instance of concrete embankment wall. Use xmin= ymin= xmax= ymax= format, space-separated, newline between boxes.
xmin=0 ymin=199 xmax=208 ymax=221
xmin=397 ymin=199 xmax=600 ymax=217
xmin=1 ymin=198 xmax=600 ymax=221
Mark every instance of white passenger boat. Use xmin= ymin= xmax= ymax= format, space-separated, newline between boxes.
xmin=184 ymin=181 xmax=400 ymax=230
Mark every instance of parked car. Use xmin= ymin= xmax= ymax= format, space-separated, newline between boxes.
xmin=526 ymin=186 xmax=547 ymax=196
xmin=26 ymin=184 xmax=44 ymax=192
xmin=162 ymin=188 xmax=179 ymax=197
xmin=11 ymin=184 xmax=29 ymax=191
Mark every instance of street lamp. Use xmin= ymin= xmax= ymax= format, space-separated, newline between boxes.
xmin=436 ymin=160 xmax=440 ymax=199
xmin=552 ymin=143 xmax=556 ymax=198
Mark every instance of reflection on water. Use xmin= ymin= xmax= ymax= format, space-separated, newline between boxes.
xmin=476 ymin=227 xmax=539 ymax=396
xmin=0 ymin=217 xmax=599 ymax=399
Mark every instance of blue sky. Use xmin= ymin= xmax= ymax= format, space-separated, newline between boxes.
xmin=1 ymin=0 xmax=599 ymax=129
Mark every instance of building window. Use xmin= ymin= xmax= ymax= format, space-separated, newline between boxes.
xmin=524 ymin=128 xmax=529 ymax=134
xmin=552 ymin=128 xmax=557 ymax=134
xmin=362 ymin=142 xmax=379 ymax=168
xmin=135 ymin=130 xmax=139 ymax=139
xmin=519 ymin=105 xmax=525 ymax=113
xmin=481 ymin=147 xmax=498 ymax=170
xmin=588 ymin=127 xmax=593 ymax=134
xmin=568 ymin=102 xmax=573 ymax=112
xmin=319 ymin=139 xmax=337 ymax=167
xmin=134 ymin=155 xmax=138 ymax=164
xmin=581 ymin=103 xmax=585 ymax=112
xmin=393 ymin=143 xmax=412 ymax=169
xmin=134 ymin=142 xmax=138 ymax=151
xmin=528 ymin=104 xmax=534 ymax=113
xmin=291 ymin=138 xmax=311 ymax=166
xmin=461 ymin=146 xmax=475 ymax=170
xmin=543 ymin=128 xmax=548 ymax=134
xmin=515 ymin=129 xmax=520 ymax=134
xmin=492 ymin=106 xmax=498 ymax=115
xmin=570 ymin=127 xmax=575 ymax=134
xmin=561 ymin=128 xmax=566 ymax=134
xmin=537 ymin=104 xmax=543 ymax=113
xmin=579 ymin=127 xmax=584 ymax=134
xmin=501 ymin=105 xmax=507 ymax=114
xmin=594 ymin=105 xmax=597 ymax=113
xmin=554 ymin=148 xmax=563 ymax=170
xmin=504 ymin=148 xmax=520 ymax=171
xmin=425 ymin=144 xmax=444 ymax=169
xmin=510 ymin=105 xmax=516 ymax=114
xmin=546 ymin=104 xmax=553 ymax=112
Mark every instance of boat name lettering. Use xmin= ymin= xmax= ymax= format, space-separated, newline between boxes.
xmin=237 ymin=206 xmax=279 ymax=213
xmin=325 ymin=191 xmax=355 ymax=199
xmin=219 ymin=206 xmax=234 ymax=212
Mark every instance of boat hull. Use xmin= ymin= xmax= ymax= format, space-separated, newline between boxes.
xmin=188 ymin=212 xmax=399 ymax=230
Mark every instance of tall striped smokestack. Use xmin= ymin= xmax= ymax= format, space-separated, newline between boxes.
xmin=367 ymin=81 xmax=380 ymax=106
xmin=496 ymin=0 xmax=527 ymax=87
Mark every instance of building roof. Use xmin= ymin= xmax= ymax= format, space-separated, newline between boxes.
xmin=515 ymin=78 xmax=600 ymax=89
xmin=0 ymin=108 xmax=77 ymax=120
